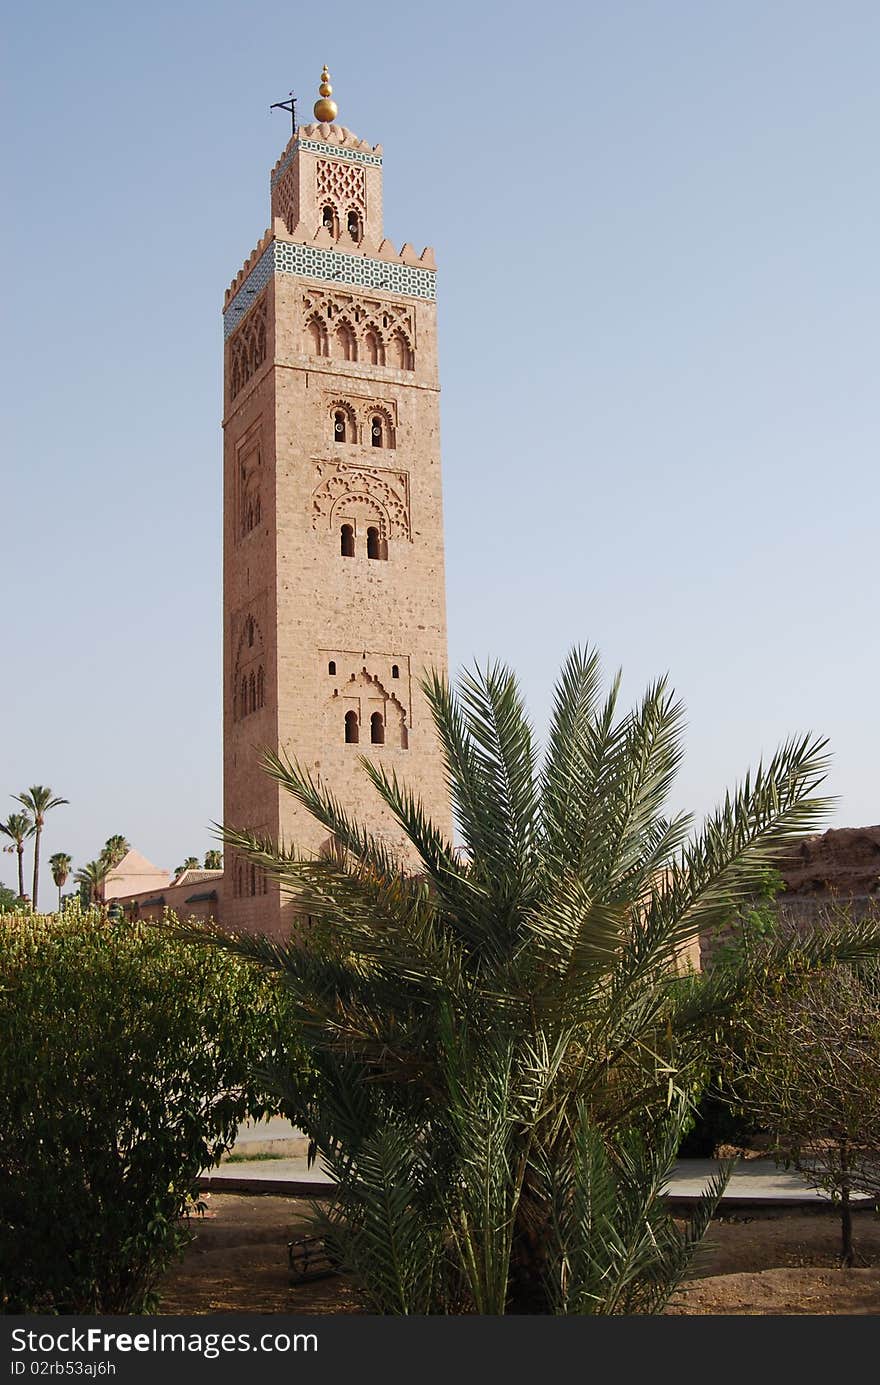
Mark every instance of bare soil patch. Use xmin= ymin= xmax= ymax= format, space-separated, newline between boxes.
xmin=157 ymin=1193 xmax=880 ymax=1316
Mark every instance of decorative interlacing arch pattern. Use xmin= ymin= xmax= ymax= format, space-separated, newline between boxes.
xmin=227 ymin=297 xmax=267 ymax=400
xmin=316 ymin=158 xmax=366 ymax=211
xmin=233 ymin=614 xmax=267 ymax=721
xmin=301 ymin=290 xmax=415 ymax=369
xmin=312 ymin=461 xmax=411 ymax=541
xmin=273 ymin=166 xmax=297 ymax=234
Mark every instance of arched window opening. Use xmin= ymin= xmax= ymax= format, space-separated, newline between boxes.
xmin=247 ymin=617 xmax=254 ymax=647
xmin=347 ymin=210 xmax=361 ymax=242
xmin=240 ymin=677 xmax=248 ymax=719
xmin=328 ymin=660 xmax=336 ymax=676
xmin=257 ymin=665 xmax=265 ymax=709
xmin=249 ymin=863 xmax=256 ymax=897
xmin=340 ymin=523 xmax=355 ymax=558
xmin=367 ymin=526 xmax=382 ymax=560
xmin=334 ymin=409 xmax=347 ymax=442
xmin=248 ymin=672 xmax=256 ymax=713
xmin=322 ymin=205 xmax=336 ymax=234
xmin=371 ymin=416 xmax=384 ymax=447
xmin=236 ymin=864 xmax=243 ymax=898
xmin=364 ymin=330 xmax=383 ymax=366
xmin=307 ymin=316 xmax=328 ymax=356
xmin=335 ymin=322 xmax=356 ymax=362
xmin=391 ymin=664 xmax=400 ymax=679
xmin=370 ymin=711 xmax=385 ymax=745
xmin=389 ymin=333 xmax=414 ymax=371
xmin=345 ymin=710 xmax=359 ymax=744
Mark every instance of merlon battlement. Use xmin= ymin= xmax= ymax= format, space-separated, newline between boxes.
xmin=225 ymin=232 xmax=436 ymax=310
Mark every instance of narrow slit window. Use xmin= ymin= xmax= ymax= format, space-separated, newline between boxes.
xmin=391 ymin=664 xmax=399 ymax=679
xmin=328 ymin=660 xmax=336 ymax=676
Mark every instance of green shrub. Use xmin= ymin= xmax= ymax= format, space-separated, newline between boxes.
xmin=0 ymin=906 xmax=305 ymax=1314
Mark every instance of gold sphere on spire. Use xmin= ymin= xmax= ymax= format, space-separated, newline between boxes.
xmin=313 ymin=64 xmax=338 ymax=123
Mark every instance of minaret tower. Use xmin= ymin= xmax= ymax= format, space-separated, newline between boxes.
xmin=222 ymin=70 xmax=450 ymax=933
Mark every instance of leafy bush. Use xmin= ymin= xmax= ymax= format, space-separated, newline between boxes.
xmin=0 ymin=906 xmax=306 ymax=1313
xmin=737 ymin=957 xmax=880 ymax=1264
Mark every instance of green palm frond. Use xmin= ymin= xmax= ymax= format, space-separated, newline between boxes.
xmin=192 ymin=641 xmax=856 ymax=1315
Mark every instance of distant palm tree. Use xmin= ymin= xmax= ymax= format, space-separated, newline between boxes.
xmin=203 ymin=850 xmax=223 ymax=870
xmin=0 ymin=812 xmax=35 ymax=898
xmin=13 ymin=786 xmax=68 ymax=913
xmin=74 ymin=857 xmax=111 ymax=907
xmin=100 ymin=835 xmax=130 ymax=869
xmin=49 ymin=852 xmax=72 ymax=912
xmin=175 ymin=856 xmax=200 ymax=876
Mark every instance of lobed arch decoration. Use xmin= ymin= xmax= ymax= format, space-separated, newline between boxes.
xmin=236 ymin=429 xmax=263 ymax=542
xmin=306 ymin=312 xmax=329 ymax=357
xmin=368 ymin=404 xmax=395 ymax=449
xmin=233 ymin=614 xmax=267 ymax=722
xmin=330 ymin=668 xmax=410 ymax=751
xmin=329 ymin=399 xmax=358 ymax=443
xmin=301 ymin=291 xmax=415 ymax=370
xmin=326 ymin=398 xmax=396 ymax=448
xmin=387 ymin=329 xmax=414 ymax=372
xmin=228 ymin=296 xmax=268 ymax=400
xmin=312 ymin=461 xmax=411 ymax=542
xmin=334 ymin=318 xmax=358 ymax=362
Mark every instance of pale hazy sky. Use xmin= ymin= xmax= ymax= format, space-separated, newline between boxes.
xmin=3 ymin=0 xmax=879 ymax=885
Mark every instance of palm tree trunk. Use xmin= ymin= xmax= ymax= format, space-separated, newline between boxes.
xmin=840 ymin=1143 xmax=854 ymax=1267
xmin=58 ymin=883 xmax=62 ymax=913
xmin=16 ymin=845 xmax=24 ymax=898
xmin=32 ymin=825 xmax=41 ymax=911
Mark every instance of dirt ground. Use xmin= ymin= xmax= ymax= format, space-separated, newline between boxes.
xmin=157 ymin=1193 xmax=880 ymax=1316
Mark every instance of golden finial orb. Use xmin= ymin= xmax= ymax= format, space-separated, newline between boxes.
xmin=313 ymin=65 xmax=338 ymax=123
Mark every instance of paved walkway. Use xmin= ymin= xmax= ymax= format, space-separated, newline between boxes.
xmin=200 ymin=1119 xmax=871 ymax=1205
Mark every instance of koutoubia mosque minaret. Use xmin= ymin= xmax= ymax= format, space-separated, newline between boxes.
xmin=222 ymin=69 xmax=451 ymax=933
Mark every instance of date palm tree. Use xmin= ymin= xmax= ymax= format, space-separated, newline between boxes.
xmin=203 ymin=849 xmax=223 ymax=870
xmin=0 ymin=812 xmax=35 ymax=899
xmin=175 ymin=857 xmax=200 ymax=877
xmin=194 ymin=646 xmax=880 ymax=1314
xmin=48 ymin=852 xmax=73 ymax=913
xmin=74 ymin=857 xmax=112 ymax=907
xmin=13 ymin=786 xmax=68 ymax=913
xmin=100 ymin=835 xmax=131 ymax=870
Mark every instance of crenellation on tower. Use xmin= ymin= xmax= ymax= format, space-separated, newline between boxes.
xmin=222 ymin=72 xmax=450 ymax=934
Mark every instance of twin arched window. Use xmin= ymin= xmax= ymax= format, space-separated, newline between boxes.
xmin=339 ymin=524 xmax=387 ymax=560
xmin=344 ymin=709 xmax=405 ymax=748
xmin=331 ymin=406 xmax=392 ymax=447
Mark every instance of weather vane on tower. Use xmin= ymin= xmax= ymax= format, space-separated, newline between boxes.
xmin=271 ymin=65 xmax=338 ymax=135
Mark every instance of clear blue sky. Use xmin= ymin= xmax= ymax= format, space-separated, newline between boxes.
xmin=3 ymin=0 xmax=879 ymax=885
